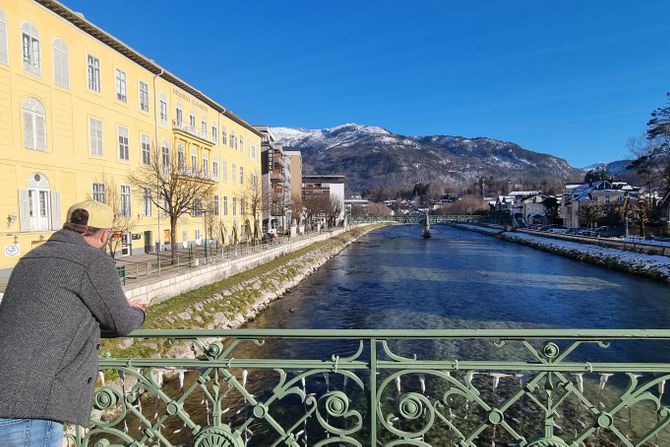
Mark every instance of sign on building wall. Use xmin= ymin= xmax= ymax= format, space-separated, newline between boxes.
xmin=4 ymin=244 xmax=21 ymax=257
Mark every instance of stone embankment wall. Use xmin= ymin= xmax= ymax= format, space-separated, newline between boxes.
xmin=124 ymin=229 xmax=349 ymax=306
xmin=103 ymin=224 xmax=384 ymax=357
xmin=451 ymin=223 xmax=670 ymax=283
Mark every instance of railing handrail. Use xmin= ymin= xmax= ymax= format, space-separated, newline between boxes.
xmin=126 ymin=328 xmax=670 ymax=339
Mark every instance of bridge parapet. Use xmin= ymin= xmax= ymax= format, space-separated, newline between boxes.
xmin=70 ymin=328 xmax=670 ymax=446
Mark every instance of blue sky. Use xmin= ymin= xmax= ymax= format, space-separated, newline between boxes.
xmin=62 ymin=0 xmax=670 ymax=167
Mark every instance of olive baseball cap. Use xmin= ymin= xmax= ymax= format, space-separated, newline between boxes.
xmin=66 ymin=200 xmax=114 ymax=229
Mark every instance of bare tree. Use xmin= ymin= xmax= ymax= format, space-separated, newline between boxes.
xmin=326 ymin=196 xmax=343 ymax=227
xmin=88 ymin=177 xmax=138 ymax=258
xmin=242 ymin=173 xmax=264 ymax=241
xmin=290 ymin=193 xmax=304 ymax=226
xmin=128 ymin=143 xmax=216 ymax=264
xmin=579 ymin=203 xmax=604 ymax=228
xmin=443 ymin=195 xmax=488 ymax=215
xmin=303 ymin=193 xmax=330 ymax=227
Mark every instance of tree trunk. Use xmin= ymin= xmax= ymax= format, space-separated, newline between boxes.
xmin=170 ymin=217 xmax=178 ymax=265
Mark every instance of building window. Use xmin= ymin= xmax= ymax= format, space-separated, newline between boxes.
xmin=231 ymin=132 xmax=236 ymax=149
xmin=159 ymin=94 xmax=168 ymax=123
xmin=22 ymin=97 xmax=46 ymax=152
xmin=232 ymin=197 xmax=237 ymax=216
xmin=139 ymin=81 xmax=149 ymax=112
xmin=161 ymin=139 xmax=170 ymax=169
xmin=175 ymin=102 xmax=183 ymax=126
xmin=212 ymin=160 xmax=219 ymax=179
xmin=52 ymin=38 xmax=69 ymax=88
xmin=212 ymin=125 xmax=217 ymax=144
xmin=115 ymin=69 xmax=127 ymax=102
xmin=222 ymin=161 xmax=228 ymax=182
xmin=143 ymin=188 xmax=152 ymax=216
xmin=21 ymin=22 xmax=40 ymax=75
xmin=87 ymin=55 xmax=100 ymax=92
xmin=223 ymin=196 xmax=228 ymax=216
xmin=141 ymin=133 xmax=151 ymax=165
xmin=240 ymin=166 xmax=244 ymax=185
xmin=203 ymin=154 xmax=209 ymax=177
xmin=118 ymin=126 xmax=129 ymax=160
xmin=240 ymin=198 xmax=245 ymax=215
xmin=213 ymin=195 xmax=220 ymax=216
xmin=201 ymin=118 xmax=207 ymax=136
xmin=251 ymin=144 xmax=256 ymax=159
xmin=222 ymin=127 xmax=227 ymax=146
xmin=120 ymin=185 xmax=131 ymax=217
xmin=92 ymin=182 xmax=106 ymax=203
xmin=191 ymin=151 xmax=197 ymax=174
xmin=178 ymin=143 xmax=185 ymax=171
xmin=19 ymin=174 xmax=59 ymax=232
xmin=240 ymin=136 xmax=244 ymax=153
xmin=0 ymin=9 xmax=7 ymax=65
xmin=192 ymin=199 xmax=202 ymax=216
xmin=89 ymin=117 xmax=103 ymax=156
xmin=232 ymin=164 xmax=236 ymax=183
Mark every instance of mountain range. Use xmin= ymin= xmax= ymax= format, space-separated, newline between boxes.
xmin=271 ymin=123 xmax=588 ymax=195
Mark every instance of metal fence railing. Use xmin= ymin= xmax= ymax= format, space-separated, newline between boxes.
xmin=68 ymin=328 xmax=670 ymax=446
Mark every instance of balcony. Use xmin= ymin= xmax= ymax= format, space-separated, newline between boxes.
xmin=70 ymin=329 xmax=670 ymax=446
xmin=271 ymin=171 xmax=286 ymax=182
xmin=172 ymin=120 xmax=215 ymax=145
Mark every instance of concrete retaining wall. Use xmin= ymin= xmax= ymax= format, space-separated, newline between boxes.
xmin=124 ymin=229 xmax=347 ymax=305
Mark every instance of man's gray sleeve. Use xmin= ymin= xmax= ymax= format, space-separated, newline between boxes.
xmin=80 ymin=257 xmax=146 ymax=337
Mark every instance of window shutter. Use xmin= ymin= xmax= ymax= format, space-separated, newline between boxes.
xmin=18 ymin=189 xmax=31 ymax=231
xmin=50 ymin=191 xmax=61 ymax=230
xmin=23 ymin=111 xmax=34 ymax=149
xmin=0 ymin=19 xmax=7 ymax=65
xmin=35 ymin=115 xmax=46 ymax=151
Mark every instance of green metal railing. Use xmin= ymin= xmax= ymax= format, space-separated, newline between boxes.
xmin=69 ymin=329 xmax=670 ymax=446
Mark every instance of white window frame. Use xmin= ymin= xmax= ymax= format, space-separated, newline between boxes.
xmin=139 ymin=80 xmax=149 ymax=112
xmin=191 ymin=151 xmax=197 ymax=174
xmin=52 ymin=38 xmax=69 ymax=88
xmin=21 ymin=22 xmax=40 ymax=75
xmin=0 ymin=9 xmax=7 ymax=65
xmin=223 ymin=196 xmax=228 ymax=216
xmin=161 ymin=139 xmax=170 ymax=170
xmin=143 ymin=188 xmax=152 ymax=217
xmin=203 ymin=153 xmax=209 ymax=177
xmin=222 ymin=160 xmax=228 ymax=182
xmin=212 ymin=160 xmax=219 ymax=179
xmin=89 ymin=117 xmax=103 ymax=156
xmin=212 ymin=125 xmax=217 ymax=144
xmin=117 ymin=125 xmax=129 ymax=161
xmin=175 ymin=102 xmax=183 ymax=126
xmin=87 ymin=54 xmax=101 ymax=92
xmin=178 ymin=143 xmax=185 ymax=172
xmin=232 ymin=163 xmax=236 ymax=184
xmin=120 ymin=185 xmax=131 ymax=217
xmin=22 ymin=97 xmax=47 ymax=152
xmin=92 ymin=182 xmax=106 ymax=203
xmin=141 ymin=133 xmax=151 ymax=165
xmin=240 ymin=166 xmax=244 ymax=185
xmin=115 ymin=68 xmax=127 ymax=102
xmin=159 ymin=93 xmax=168 ymax=124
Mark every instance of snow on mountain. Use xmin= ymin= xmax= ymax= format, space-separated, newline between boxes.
xmin=270 ymin=123 xmax=584 ymax=193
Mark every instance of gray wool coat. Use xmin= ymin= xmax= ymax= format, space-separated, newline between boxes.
xmin=0 ymin=229 xmax=145 ymax=426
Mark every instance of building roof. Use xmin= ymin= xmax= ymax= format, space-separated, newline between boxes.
xmin=36 ymin=0 xmax=262 ymax=137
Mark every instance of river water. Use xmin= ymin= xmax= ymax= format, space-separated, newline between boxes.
xmin=117 ymin=225 xmax=670 ymax=446
xmin=250 ymin=224 xmax=670 ymax=332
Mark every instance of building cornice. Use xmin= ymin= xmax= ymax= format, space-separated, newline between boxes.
xmin=33 ymin=0 xmax=262 ymax=138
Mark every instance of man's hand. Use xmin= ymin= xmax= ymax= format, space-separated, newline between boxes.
xmin=128 ymin=297 xmax=147 ymax=310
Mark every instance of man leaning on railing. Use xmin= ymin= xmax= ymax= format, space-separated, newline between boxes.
xmin=0 ymin=200 xmax=146 ymax=446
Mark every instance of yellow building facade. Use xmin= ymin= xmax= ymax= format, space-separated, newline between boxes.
xmin=0 ymin=0 xmax=262 ymax=269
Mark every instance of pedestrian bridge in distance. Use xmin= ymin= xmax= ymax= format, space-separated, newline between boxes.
xmin=350 ymin=214 xmax=512 ymax=225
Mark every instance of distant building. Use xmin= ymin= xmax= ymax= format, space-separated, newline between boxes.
xmin=284 ymin=151 xmax=302 ymax=206
xmin=302 ymin=175 xmax=345 ymax=224
xmin=256 ymin=126 xmax=291 ymax=233
xmin=560 ymin=180 xmax=639 ymax=228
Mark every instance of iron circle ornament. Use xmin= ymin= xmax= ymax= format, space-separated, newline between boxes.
xmin=527 ymin=436 xmax=569 ymax=447
xmin=193 ymin=426 xmax=244 ymax=447
xmin=543 ymin=342 xmax=560 ymax=360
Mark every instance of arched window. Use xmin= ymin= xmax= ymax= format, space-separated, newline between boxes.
xmin=19 ymin=173 xmax=61 ymax=231
xmin=21 ymin=21 xmax=40 ymax=75
xmin=22 ymin=97 xmax=46 ymax=151
xmin=52 ymin=38 xmax=69 ymax=87
xmin=0 ymin=9 xmax=8 ymax=65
